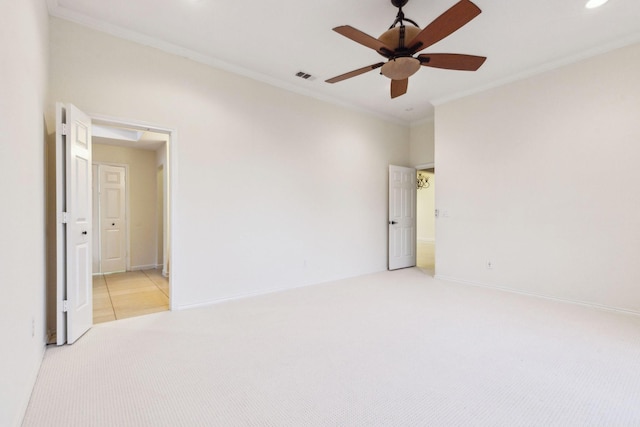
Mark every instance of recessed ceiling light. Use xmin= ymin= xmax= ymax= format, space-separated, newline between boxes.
xmin=585 ymin=0 xmax=609 ymax=9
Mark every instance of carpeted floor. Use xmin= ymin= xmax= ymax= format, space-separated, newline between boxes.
xmin=23 ymin=268 xmax=640 ymax=426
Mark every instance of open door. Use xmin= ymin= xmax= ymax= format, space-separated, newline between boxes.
xmin=56 ymin=103 xmax=93 ymax=345
xmin=388 ymin=165 xmax=417 ymax=270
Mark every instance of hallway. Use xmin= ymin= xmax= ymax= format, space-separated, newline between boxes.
xmin=416 ymin=241 xmax=435 ymax=275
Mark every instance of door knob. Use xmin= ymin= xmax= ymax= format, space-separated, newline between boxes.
xmin=389 ymin=221 xmax=397 ymax=225
xmin=82 ymin=231 xmax=88 ymax=235
xmin=112 ymin=223 xmax=115 ymax=226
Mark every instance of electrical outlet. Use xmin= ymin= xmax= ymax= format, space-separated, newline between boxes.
xmin=31 ymin=317 xmax=35 ymax=338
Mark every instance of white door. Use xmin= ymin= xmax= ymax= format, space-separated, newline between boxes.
xmin=388 ymin=165 xmax=417 ymax=270
xmin=56 ymin=103 xmax=93 ymax=344
xmin=99 ymin=165 xmax=127 ymax=273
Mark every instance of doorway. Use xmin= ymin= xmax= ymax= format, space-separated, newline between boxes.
xmin=49 ymin=104 xmax=176 ymax=344
xmin=416 ymin=166 xmax=435 ymax=274
xmin=90 ymin=121 xmax=171 ymax=324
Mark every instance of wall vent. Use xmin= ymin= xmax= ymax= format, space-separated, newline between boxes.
xmin=295 ymin=71 xmax=316 ymax=81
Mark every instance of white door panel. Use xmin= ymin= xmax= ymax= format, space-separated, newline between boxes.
xmin=65 ymin=104 xmax=93 ymax=344
xmin=100 ymin=165 xmax=127 ymax=273
xmin=388 ymin=165 xmax=416 ymax=270
xmin=104 ymin=230 xmax=123 ymax=258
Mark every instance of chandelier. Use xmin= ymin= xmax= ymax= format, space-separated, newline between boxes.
xmin=417 ymin=173 xmax=430 ymax=190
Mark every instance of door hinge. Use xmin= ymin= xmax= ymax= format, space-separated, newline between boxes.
xmin=61 ymin=123 xmax=68 ymax=136
xmin=60 ymin=212 xmax=69 ymax=224
xmin=63 ymin=300 xmax=69 ymax=312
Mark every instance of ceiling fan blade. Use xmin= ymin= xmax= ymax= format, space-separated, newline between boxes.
xmin=407 ymin=0 xmax=481 ymax=54
xmin=390 ymin=78 xmax=408 ymax=99
xmin=326 ymin=63 xmax=385 ymax=84
xmin=418 ymin=53 xmax=486 ymax=71
xmin=333 ymin=26 xmax=394 ymax=57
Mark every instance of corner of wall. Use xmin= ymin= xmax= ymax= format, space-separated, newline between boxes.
xmin=409 ymin=119 xmax=435 ymax=167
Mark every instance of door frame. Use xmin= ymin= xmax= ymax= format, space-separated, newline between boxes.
xmin=90 ymin=113 xmax=177 ymax=310
xmin=415 ymin=162 xmax=434 ymax=171
xmin=156 ymin=164 xmax=165 ymax=272
xmin=415 ymin=162 xmax=436 ymax=273
xmin=92 ymin=162 xmax=130 ymax=274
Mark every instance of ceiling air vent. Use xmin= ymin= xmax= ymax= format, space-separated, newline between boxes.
xmin=295 ymin=71 xmax=316 ymax=81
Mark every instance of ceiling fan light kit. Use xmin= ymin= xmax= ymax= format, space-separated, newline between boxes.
xmin=381 ymin=57 xmax=421 ymax=80
xmin=326 ymin=0 xmax=487 ymax=99
xmin=585 ymin=0 xmax=609 ymax=8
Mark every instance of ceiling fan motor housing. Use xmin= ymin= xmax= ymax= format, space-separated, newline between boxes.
xmin=378 ymin=25 xmax=421 ymax=51
xmin=391 ymin=0 xmax=410 ymax=8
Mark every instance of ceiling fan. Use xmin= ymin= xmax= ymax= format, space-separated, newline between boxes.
xmin=326 ymin=0 xmax=487 ymax=99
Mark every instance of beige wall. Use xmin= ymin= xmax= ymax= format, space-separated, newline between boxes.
xmin=409 ymin=119 xmax=435 ymax=166
xmin=48 ymin=18 xmax=410 ymax=308
xmin=416 ymin=171 xmax=435 ymax=242
xmin=435 ymin=43 xmax=640 ymax=313
xmin=93 ymin=144 xmax=159 ymax=270
xmin=0 ymin=0 xmax=49 ymax=424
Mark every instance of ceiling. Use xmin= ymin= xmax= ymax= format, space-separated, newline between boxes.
xmin=47 ymin=0 xmax=640 ymax=124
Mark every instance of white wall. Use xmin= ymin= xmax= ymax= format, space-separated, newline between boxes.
xmin=93 ymin=144 xmax=159 ymax=270
xmin=0 ymin=0 xmax=49 ymax=425
xmin=48 ymin=18 xmax=410 ymax=308
xmin=435 ymin=43 xmax=640 ymax=313
xmin=409 ymin=118 xmax=435 ymax=166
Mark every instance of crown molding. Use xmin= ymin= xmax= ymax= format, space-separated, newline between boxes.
xmin=432 ymin=32 xmax=640 ymax=106
xmin=409 ymin=115 xmax=435 ymax=127
xmin=47 ymin=3 xmax=410 ymax=127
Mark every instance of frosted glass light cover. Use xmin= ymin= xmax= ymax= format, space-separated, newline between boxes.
xmin=585 ymin=0 xmax=609 ymax=9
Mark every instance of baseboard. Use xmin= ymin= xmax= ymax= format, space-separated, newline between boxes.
xmin=417 ymin=238 xmax=435 ymax=244
xmin=174 ymin=270 xmax=387 ymax=311
xmin=174 ymin=283 xmax=327 ymax=311
xmin=130 ymin=264 xmax=159 ymax=271
xmin=434 ymin=275 xmax=640 ymax=317
xmin=94 ymin=265 xmax=162 ymax=274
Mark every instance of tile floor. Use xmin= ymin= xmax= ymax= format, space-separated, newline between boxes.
xmin=93 ymin=269 xmax=169 ymax=324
